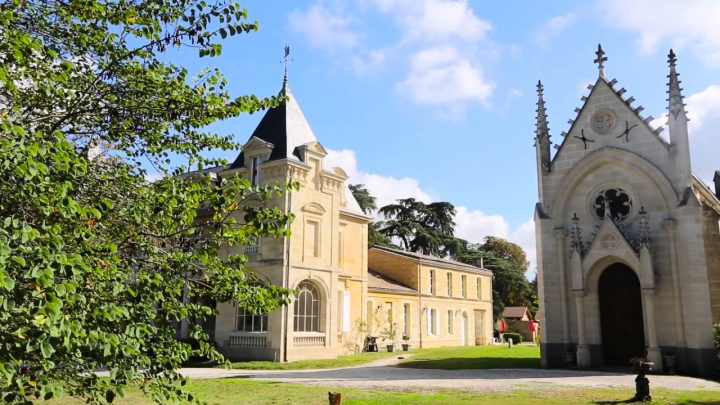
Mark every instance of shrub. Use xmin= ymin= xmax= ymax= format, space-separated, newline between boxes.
xmin=503 ymin=332 xmax=523 ymax=345
xmin=713 ymin=323 xmax=720 ymax=354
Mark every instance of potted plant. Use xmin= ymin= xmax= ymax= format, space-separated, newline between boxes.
xmin=401 ymin=334 xmax=411 ymax=351
xmin=381 ymin=327 xmax=396 ymax=352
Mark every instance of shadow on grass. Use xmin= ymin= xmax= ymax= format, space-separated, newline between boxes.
xmin=592 ymin=398 xmax=638 ymax=404
xmin=397 ymin=356 xmax=541 ymax=370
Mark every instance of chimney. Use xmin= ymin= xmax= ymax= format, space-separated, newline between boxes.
xmin=714 ymin=170 xmax=720 ymax=200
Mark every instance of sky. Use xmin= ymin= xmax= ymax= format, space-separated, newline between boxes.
xmin=174 ymin=0 xmax=720 ymax=277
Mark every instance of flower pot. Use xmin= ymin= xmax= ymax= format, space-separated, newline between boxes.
xmin=386 ymin=344 xmax=394 ymax=352
xmin=402 ymin=344 xmax=411 ymax=351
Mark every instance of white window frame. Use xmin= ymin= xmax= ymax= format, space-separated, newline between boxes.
xmin=294 ymin=281 xmax=321 ymax=332
xmin=235 ymin=305 xmax=267 ymax=332
xmin=461 ymin=275 xmax=467 ymax=298
xmin=427 ymin=308 xmax=438 ymax=336
xmin=447 ymin=272 xmax=453 ymax=297
xmin=429 ymin=270 xmax=436 ymax=295
xmin=403 ymin=303 xmax=410 ymax=336
xmin=447 ymin=310 xmax=453 ymax=335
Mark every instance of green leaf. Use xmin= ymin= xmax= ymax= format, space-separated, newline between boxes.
xmin=11 ymin=256 xmax=26 ymax=266
xmin=219 ymin=28 xmax=227 ymax=39
xmin=41 ymin=341 xmax=54 ymax=358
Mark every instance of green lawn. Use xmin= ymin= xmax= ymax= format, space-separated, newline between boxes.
xmin=227 ymin=344 xmax=541 ymax=371
xmin=398 ymin=344 xmax=541 ymax=369
xmin=227 ymin=349 xmax=410 ymax=370
xmin=50 ymin=379 xmax=720 ymax=405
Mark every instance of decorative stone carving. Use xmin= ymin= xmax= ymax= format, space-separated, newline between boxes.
xmin=599 ymin=234 xmax=619 ymax=251
xmin=590 ymin=109 xmax=617 ymax=134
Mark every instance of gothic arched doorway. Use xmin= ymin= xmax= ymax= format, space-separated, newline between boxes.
xmin=598 ymin=263 xmax=645 ymax=366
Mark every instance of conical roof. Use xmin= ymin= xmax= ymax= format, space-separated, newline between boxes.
xmin=232 ymin=83 xmax=317 ymax=166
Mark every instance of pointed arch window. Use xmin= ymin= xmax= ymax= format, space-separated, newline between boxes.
xmin=294 ymin=281 xmax=321 ymax=332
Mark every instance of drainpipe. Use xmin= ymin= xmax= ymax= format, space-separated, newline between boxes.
xmin=417 ymin=263 xmax=422 ymax=349
xmin=282 ymin=168 xmax=295 ymax=362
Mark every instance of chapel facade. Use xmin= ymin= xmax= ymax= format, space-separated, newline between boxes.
xmin=534 ymin=46 xmax=720 ymax=377
xmin=186 ymin=76 xmax=493 ymax=361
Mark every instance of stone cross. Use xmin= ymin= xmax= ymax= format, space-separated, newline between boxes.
xmin=594 ymin=44 xmax=608 ymax=77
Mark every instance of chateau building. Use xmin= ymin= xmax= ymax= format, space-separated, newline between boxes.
xmin=367 ymin=246 xmax=494 ymax=349
xmin=189 ymin=76 xmax=493 ymax=361
xmin=534 ymin=46 xmax=720 ymax=377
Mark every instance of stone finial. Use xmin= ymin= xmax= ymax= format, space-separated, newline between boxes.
xmin=570 ymin=213 xmax=585 ymax=256
xmin=667 ymin=48 xmax=687 ymax=121
xmin=594 ymin=44 xmax=608 ymax=77
xmin=535 ymin=80 xmax=552 ymax=174
xmin=668 ymin=49 xmax=677 ymax=68
xmin=535 ymin=80 xmax=550 ymax=140
xmin=637 ymin=206 xmax=651 ymax=250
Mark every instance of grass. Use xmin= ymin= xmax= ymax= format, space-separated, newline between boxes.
xmin=397 ymin=344 xmax=541 ymax=369
xmin=49 ymin=379 xmax=720 ymax=404
xmin=227 ymin=344 xmax=540 ymax=371
xmin=227 ymin=349 xmax=409 ymax=370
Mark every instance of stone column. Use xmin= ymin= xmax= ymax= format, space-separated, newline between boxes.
xmin=573 ymin=290 xmax=591 ymax=367
xmin=554 ymin=228 xmax=570 ymax=344
xmin=662 ymin=219 xmax=686 ymax=347
xmin=642 ymin=288 xmax=663 ymax=370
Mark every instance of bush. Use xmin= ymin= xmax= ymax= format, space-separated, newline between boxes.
xmin=713 ymin=323 xmax=720 ymax=354
xmin=503 ymin=332 xmax=523 ymax=345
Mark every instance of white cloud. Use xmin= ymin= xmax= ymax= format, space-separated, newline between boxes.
xmin=397 ymin=46 xmax=494 ymax=106
xmin=535 ymin=12 xmax=578 ymax=44
xmin=325 ymin=149 xmax=432 ymax=208
xmin=652 ymin=84 xmax=720 ymax=184
xmin=366 ymin=0 xmax=491 ymax=43
xmin=598 ymin=0 xmax=720 ymax=65
xmin=288 ymin=4 xmax=358 ymax=51
xmin=326 ymin=148 xmax=536 ymax=276
xmin=350 ymin=48 xmax=390 ymax=76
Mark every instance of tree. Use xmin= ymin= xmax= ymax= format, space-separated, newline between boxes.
xmin=0 ymin=2 xmax=293 ymax=403
xmin=378 ymin=198 xmax=457 ymax=256
xmin=349 ymin=184 xmax=390 ymax=247
xmin=454 ymin=238 xmax=532 ymax=320
xmin=349 ymin=184 xmax=377 ymax=214
xmin=479 ymin=236 xmax=529 ymax=272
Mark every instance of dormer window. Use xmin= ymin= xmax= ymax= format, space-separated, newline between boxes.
xmin=250 ymin=156 xmax=260 ymax=186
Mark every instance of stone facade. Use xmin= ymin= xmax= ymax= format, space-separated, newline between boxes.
xmin=534 ymin=47 xmax=720 ymax=377
xmin=188 ymin=79 xmax=493 ymax=362
xmin=366 ymin=246 xmax=494 ymax=350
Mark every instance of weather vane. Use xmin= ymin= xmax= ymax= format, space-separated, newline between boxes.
xmin=283 ymin=45 xmax=292 ymax=84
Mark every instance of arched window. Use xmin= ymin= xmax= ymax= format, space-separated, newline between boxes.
xmin=294 ymin=281 xmax=321 ymax=332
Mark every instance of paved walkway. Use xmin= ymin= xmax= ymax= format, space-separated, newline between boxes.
xmin=179 ymin=355 xmax=720 ymax=393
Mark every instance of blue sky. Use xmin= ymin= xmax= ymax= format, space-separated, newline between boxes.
xmin=179 ymin=0 xmax=720 ymax=275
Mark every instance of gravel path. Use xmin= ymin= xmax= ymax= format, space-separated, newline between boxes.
xmin=179 ymin=355 xmax=720 ymax=393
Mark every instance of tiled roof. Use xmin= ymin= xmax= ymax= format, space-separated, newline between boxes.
xmin=367 ymin=270 xmax=416 ymax=294
xmin=370 ymin=245 xmax=489 ymax=273
xmin=503 ymin=306 xmax=530 ymax=319
xmin=232 ymin=84 xmax=317 ymax=167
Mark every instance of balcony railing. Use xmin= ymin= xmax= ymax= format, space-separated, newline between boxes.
xmin=244 ymin=245 xmax=259 ymax=255
xmin=293 ymin=335 xmax=325 ymax=348
xmin=228 ymin=335 xmax=267 ymax=348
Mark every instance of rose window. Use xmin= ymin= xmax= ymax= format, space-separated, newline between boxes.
xmin=593 ymin=188 xmax=632 ymax=222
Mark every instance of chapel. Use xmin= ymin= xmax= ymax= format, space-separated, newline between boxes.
xmin=534 ymin=45 xmax=720 ymax=377
xmin=178 ymin=73 xmax=494 ymax=361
